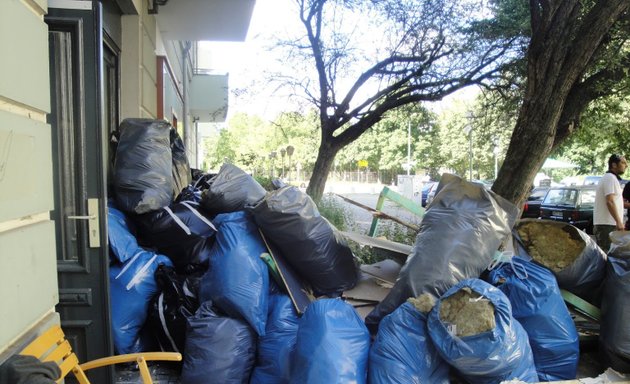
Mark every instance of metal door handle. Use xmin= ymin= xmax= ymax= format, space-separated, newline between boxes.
xmin=67 ymin=215 xmax=96 ymax=220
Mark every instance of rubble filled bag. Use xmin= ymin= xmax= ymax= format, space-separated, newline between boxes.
xmin=113 ymin=118 xmax=174 ymax=214
xmin=600 ymin=231 xmax=630 ymax=373
xmin=487 ymin=255 xmax=579 ymax=381
xmin=427 ymin=279 xmax=538 ymax=384
xmin=250 ymin=293 xmax=300 ymax=384
xmin=514 ymin=219 xmax=607 ymax=305
xmin=110 ymin=251 xmax=173 ymax=354
xmin=366 ymin=174 xmax=518 ymax=331
xmin=200 ymin=163 xmax=266 ymax=213
xmin=199 ymin=211 xmax=269 ymax=336
xmin=170 ymin=128 xmax=191 ymax=198
xmin=107 ymin=201 xmax=141 ymax=263
xmin=147 ymin=264 xmax=203 ymax=353
xmin=180 ymin=301 xmax=256 ymax=384
xmin=250 ymin=186 xmax=358 ymax=295
xmin=290 ymin=298 xmax=370 ymax=384
xmin=369 ymin=301 xmax=449 ymax=384
xmin=132 ymin=200 xmax=216 ymax=272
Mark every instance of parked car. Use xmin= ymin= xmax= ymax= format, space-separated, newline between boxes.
xmin=424 ymin=181 xmax=440 ymax=207
xmin=539 ymin=185 xmax=596 ymax=233
xmin=582 ymin=175 xmax=601 ymax=185
xmin=421 ymin=181 xmax=437 ymax=207
xmin=521 ymin=186 xmax=549 ymax=218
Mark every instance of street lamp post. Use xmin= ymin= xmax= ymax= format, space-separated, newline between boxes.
xmin=407 ymin=121 xmax=411 ymax=176
xmin=286 ymin=145 xmax=294 ymax=181
xmin=463 ymin=125 xmax=473 ymax=181
xmin=493 ymin=137 xmax=499 ymax=180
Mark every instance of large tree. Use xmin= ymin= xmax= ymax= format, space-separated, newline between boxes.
xmin=278 ymin=0 xmax=519 ymax=201
xmin=491 ymin=0 xmax=630 ymax=205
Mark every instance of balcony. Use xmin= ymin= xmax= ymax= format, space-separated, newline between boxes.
xmin=189 ymin=72 xmax=229 ymax=123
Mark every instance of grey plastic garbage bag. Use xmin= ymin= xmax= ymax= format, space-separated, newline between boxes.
xmin=514 ymin=219 xmax=606 ymax=305
xmin=365 ymin=174 xmax=518 ymax=331
xmin=600 ymin=231 xmax=630 ymax=373
xmin=249 ymin=186 xmax=357 ymax=295
xmin=114 ymin=118 xmax=173 ymax=214
xmin=200 ymin=163 xmax=266 ymax=213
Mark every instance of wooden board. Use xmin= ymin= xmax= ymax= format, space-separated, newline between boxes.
xmin=359 ymin=259 xmax=403 ymax=285
xmin=258 ymin=229 xmax=311 ymax=315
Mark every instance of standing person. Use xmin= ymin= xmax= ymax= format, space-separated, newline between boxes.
xmin=624 ymin=181 xmax=630 ymax=230
xmin=594 ymin=154 xmax=628 ymax=251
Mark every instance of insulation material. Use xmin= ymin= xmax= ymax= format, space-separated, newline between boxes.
xmin=439 ymin=287 xmax=495 ymax=337
xmin=517 ymin=220 xmax=583 ymax=272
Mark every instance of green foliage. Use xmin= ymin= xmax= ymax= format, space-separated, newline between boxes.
xmin=253 ymin=175 xmax=275 ymax=192
xmin=316 ymin=194 xmax=351 ymax=231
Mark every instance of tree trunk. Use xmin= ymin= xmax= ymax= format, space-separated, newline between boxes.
xmin=306 ymin=141 xmax=338 ymax=203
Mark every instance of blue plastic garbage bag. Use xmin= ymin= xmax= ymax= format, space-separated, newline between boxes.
xmin=369 ymin=301 xmax=449 ymax=384
xmin=427 ymin=279 xmax=538 ymax=384
xmin=110 ymin=251 xmax=173 ymax=354
xmin=250 ymin=294 xmax=299 ymax=384
xmin=488 ymin=256 xmax=579 ymax=381
xmin=199 ymin=211 xmax=269 ymax=336
xmin=108 ymin=202 xmax=141 ymax=263
xmin=180 ymin=301 xmax=256 ymax=384
xmin=290 ymin=298 xmax=370 ymax=384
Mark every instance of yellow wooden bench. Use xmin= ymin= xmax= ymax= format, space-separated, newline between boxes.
xmin=20 ymin=324 xmax=181 ymax=384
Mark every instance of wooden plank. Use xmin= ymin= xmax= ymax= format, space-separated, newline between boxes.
xmin=343 ymin=271 xmax=391 ymax=303
xmin=258 ymin=229 xmax=311 ymax=315
xmin=360 ymin=259 xmax=403 ymax=285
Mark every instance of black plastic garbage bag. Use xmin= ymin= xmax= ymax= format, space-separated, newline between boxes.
xmin=249 ymin=186 xmax=357 ymax=295
xmin=513 ymin=219 xmax=606 ymax=305
xmin=200 ymin=163 xmax=266 ymax=213
xmin=146 ymin=265 xmax=203 ymax=353
xmin=132 ymin=200 xmax=216 ymax=272
xmin=180 ymin=301 xmax=256 ymax=384
xmin=600 ymin=231 xmax=630 ymax=373
xmin=113 ymin=118 xmax=174 ymax=214
xmin=427 ymin=279 xmax=538 ymax=384
xmin=170 ymin=129 xmax=191 ymax=198
xmin=365 ymin=174 xmax=518 ymax=331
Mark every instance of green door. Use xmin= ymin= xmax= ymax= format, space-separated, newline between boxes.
xmin=46 ymin=2 xmax=118 ymax=382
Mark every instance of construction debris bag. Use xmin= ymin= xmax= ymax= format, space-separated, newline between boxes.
xmin=290 ymin=299 xmax=370 ymax=384
xmin=147 ymin=264 xmax=203 ymax=353
xmin=488 ymin=256 xmax=579 ymax=381
xmin=200 ymin=163 xmax=266 ymax=213
xmin=110 ymin=252 xmax=173 ymax=354
xmin=514 ymin=219 xmax=606 ymax=305
xmin=107 ymin=202 xmax=141 ymax=263
xmin=427 ymin=279 xmax=538 ymax=384
xmin=600 ymin=231 xmax=630 ymax=373
xmin=170 ymin=128 xmax=191 ymax=198
xmin=113 ymin=118 xmax=173 ymax=214
xmin=180 ymin=301 xmax=256 ymax=384
xmin=250 ymin=186 xmax=358 ymax=295
xmin=132 ymin=200 xmax=216 ymax=272
xmin=369 ymin=301 xmax=449 ymax=384
xmin=199 ymin=211 xmax=269 ymax=336
xmin=250 ymin=294 xmax=300 ymax=384
xmin=366 ymin=174 xmax=518 ymax=331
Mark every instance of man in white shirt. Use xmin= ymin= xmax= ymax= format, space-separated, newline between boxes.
xmin=594 ymin=154 xmax=628 ymax=251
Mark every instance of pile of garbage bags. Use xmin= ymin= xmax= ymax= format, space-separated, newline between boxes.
xmin=107 ymin=120 xmax=628 ymax=382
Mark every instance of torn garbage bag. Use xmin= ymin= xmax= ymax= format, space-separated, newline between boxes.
xmin=147 ymin=264 xmax=203 ymax=353
xmin=250 ymin=293 xmax=299 ymax=384
xmin=250 ymin=186 xmax=357 ymax=295
xmin=113 ymin=118 xmax=173 ymax=214
xmin=180 ymin=301 xmax=256 ymax=384
xmin=199 ymin=211 xmax=269 ymax=336
xmin=600 ymin=231 xmax=630 ymax=373
xmin=132 ymin=200 xmax=216 ymax=272
xmin=200 ymin=163 xmax=266 ymax=213
xmin=369 ymin=301 xmax=449 ymax=384
xmin=514 ymin=219 xmax=606 ymax=306
xmin=365 ymin=174 xmax=518 ymax=331
xmin=290 ymin=298 xmax=370 ymax=384
xmin=487 ymin=256 xmax=578 ymax=381
xmin=427 ymin=279 xmax=538 ymax=384
xmin=110 ymin=251 xmax=173 ymax=354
